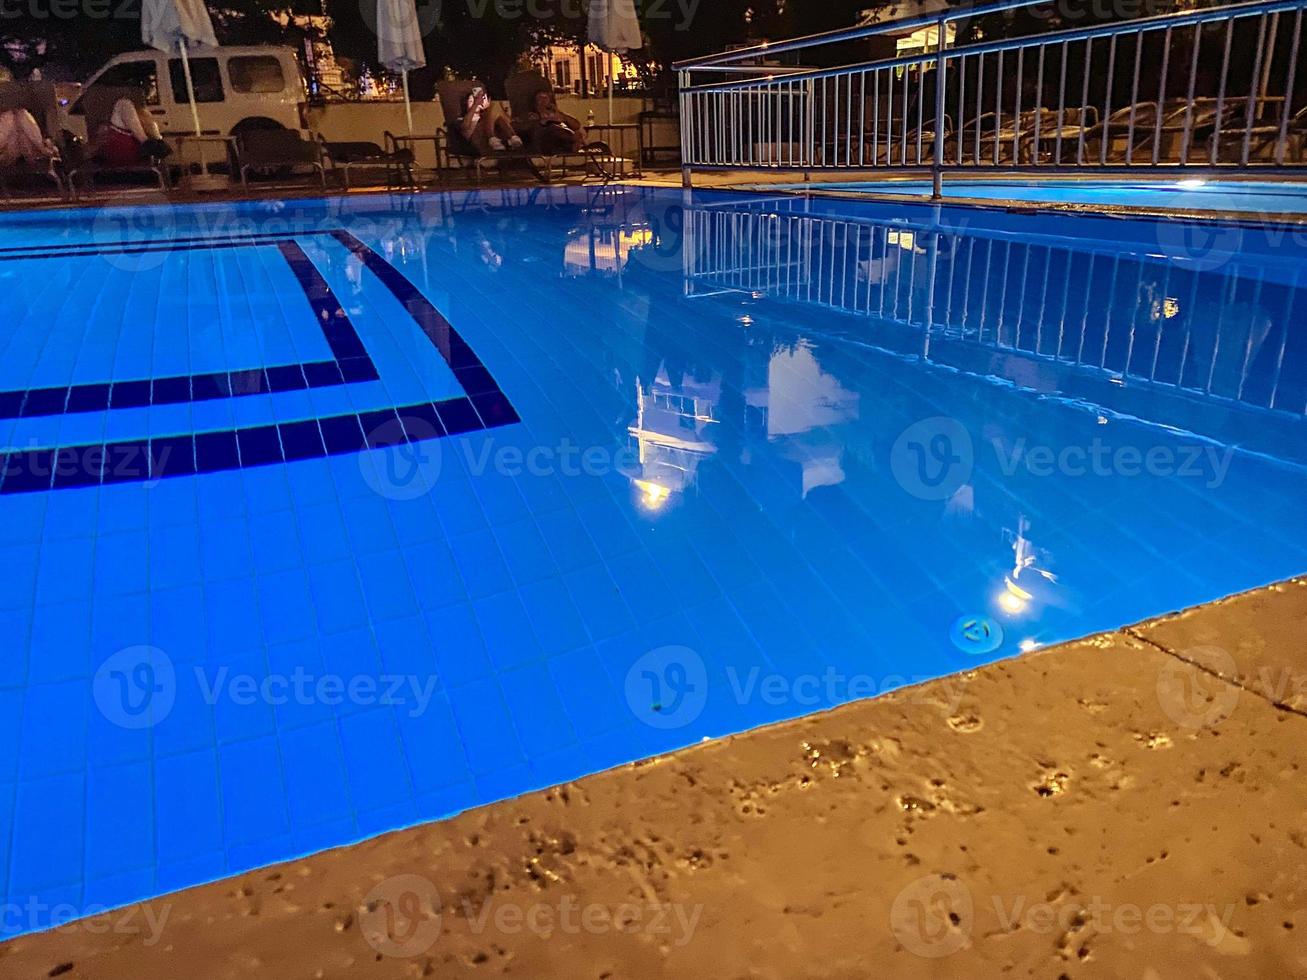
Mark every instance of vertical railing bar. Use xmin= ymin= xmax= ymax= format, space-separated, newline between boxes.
xmin=1180 ymin=24 xmax=1201 ymax=164
xmin=1055 ymin=41 xmax=1068 ymax=166
xmin=1101 ymin=35 xmax=1118 ymax=166
xmin=917 ymin=60 xmax=926 ymax=165
xmin=1032 ymin=43 xmax=1046 ymax=166
xmin=1078 ymin=38 xmax=1093 ymax=165
xmin=1013 ymin=47 xmax=1024 ymax=165
xmin=1211 ymin=16 xmax=1235 ymax=165
xmin=1153 ymin=28 xmax=1172 ymax=166
xmin=1125 ymin=29 xmax=1143 ymax=164
xmin=994 ymin=50 xmax=1004 ymax=166
xmin=860 ymin=71 xmax=867 ymax=166
xmin=873 ymin=70 xmax=881 ymax=165
xmin=1275 ymin=10 xmax=1303 ymax=165
xmin=901 ymin=62 xmax=910 ymax=165
xmin=957 ymin=53 xmax=967 ymax=165
xmin=847 ymin=72 xmax=855 ymax=168
xmin=975 ymin=52 xmax=985 ymax=164
xmin=1242 ymin=14 xmax=1269 ymax=166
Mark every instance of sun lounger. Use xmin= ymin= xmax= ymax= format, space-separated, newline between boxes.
xmin=319 ymin=136 xmax=415 ymax=189
xmin=0 ymin=80 xmax=65 ymax=196
xmin=65 ymin=86 xmax=167 ymax=192
xmin=236 ymin=128 xmax=325 ymax=187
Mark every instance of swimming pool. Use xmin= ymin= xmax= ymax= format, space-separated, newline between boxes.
xmin=2 ymin=185 xmax=1305 ymax=935
xmin=788 ymin=178 xmax=1307 ymax=215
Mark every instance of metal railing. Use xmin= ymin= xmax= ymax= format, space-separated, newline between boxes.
xmin=676 ymin=0 xmax=1307 ymax=191
xmin=680 ymin=199 xmax=1307 ymax=434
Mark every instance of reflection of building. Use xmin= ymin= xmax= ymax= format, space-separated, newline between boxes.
xmin=564 ymin=226 xmax=653 ymax=276
xmin=625 ymin=367 xmax=722 ymax=510
xmin=745 ymin=341 xmax=861 ymax=497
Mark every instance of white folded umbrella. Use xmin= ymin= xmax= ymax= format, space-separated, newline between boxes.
xmin=377 ymin=0 xmax=428 ymax=137
xmin=141 ymin=0 xmax=217 ymax=136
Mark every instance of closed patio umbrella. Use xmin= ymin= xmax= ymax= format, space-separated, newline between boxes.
xmin=588 ymin=0 xmax=641 ymax=125
xmin=141 ymin=0 xmax=216 ymax=136
xmin=377 ymin=0 xmax=427 ymax=137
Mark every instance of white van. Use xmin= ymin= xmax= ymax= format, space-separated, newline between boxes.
xmin=63 ymin=45 xmax=308 ymax=141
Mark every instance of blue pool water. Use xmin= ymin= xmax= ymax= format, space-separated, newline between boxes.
xmin=1 ymin=185 xmax=1306 ymax=934
xmin=793 ymin=178 xmax=1307 ymax=214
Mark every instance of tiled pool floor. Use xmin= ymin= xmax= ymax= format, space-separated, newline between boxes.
xmin=1 ymin=186 xmax=1304 ymax=935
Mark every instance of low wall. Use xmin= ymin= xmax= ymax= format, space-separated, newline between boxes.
xmin=306 ymin=96 xmax=676 ymax=170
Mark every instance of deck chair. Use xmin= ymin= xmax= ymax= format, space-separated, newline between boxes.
xmin=236 ymin=129 xmax=325 ymax=187
xmin=0 ymin=80 xmax=65 ymax=196
xmin=65 ymin=86 xmax=168 ymax=191
xmin=436 ymin=79 xmax=545 ymax=182
xmin=318 ymin=136 xmax=414 ymax=189
xmin=504 ymin=70 xmax=616 ymax=180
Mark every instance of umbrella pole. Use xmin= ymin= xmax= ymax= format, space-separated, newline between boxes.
xmin=608 ymin=52 xmax=616 ymax=125
xmin=402 ymin=69 xmax=414 ymax=137
xmin=178 ymin=40 xmax=202 ymax=136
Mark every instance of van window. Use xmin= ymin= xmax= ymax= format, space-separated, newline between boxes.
xmin=229 ymin=56 xmax=286 ymax=94
xmin=168 ymin=57 xmax=224 ymax=103
xmin=90 ymin=60 xmax=161 ymax=105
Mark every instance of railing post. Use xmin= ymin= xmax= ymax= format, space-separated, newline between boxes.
xmin=678 ymin=70 xmax=693 ymax=189
xmin=932 ymin=16 xmax=948 ymax=199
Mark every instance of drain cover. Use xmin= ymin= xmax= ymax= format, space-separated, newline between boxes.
xmin=950 ymin=614 xmax=1004 ymax=655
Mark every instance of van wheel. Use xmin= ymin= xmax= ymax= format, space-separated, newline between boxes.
xmin=232 ymin=118 xmax=291 ymax=180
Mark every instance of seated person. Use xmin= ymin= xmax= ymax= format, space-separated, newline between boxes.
xmin=0 ymin=106 xmax=54 ymax=166
xmin=459 ymin=85 xmax=523 ymax=155
xmin=93 ymin=96 xmax=169 ymax=167
xmin=525 ymin=90 xmax=587 ymax=153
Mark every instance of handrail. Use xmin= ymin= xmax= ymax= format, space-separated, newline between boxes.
xmin=683 ymin=0 xmax=1301 ymax=92
xmin=676 ymin=0 xmax=1307 ymax=188
xmin=674 ymin=0 xmax=1049 ymax=70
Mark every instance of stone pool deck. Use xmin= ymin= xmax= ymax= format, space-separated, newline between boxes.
xmin=4 ymin=578 xmax=1306 ymax=978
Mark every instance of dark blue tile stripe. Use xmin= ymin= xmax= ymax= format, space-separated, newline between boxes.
xmin=0 ymin=229 xmax=337 ymax=260
xmin=0 ymin=239 xmax=377 ymax=420
xmin=329 ymin=231 xmax=521 ymax=393
xmin=0 ymin=398 xmax=492 ymax=494
xmin=0 ymin=231 xmax=518 ymax=493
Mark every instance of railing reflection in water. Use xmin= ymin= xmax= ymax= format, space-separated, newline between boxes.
xmin=682 ymin=199 xmax=1307 ymax=424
